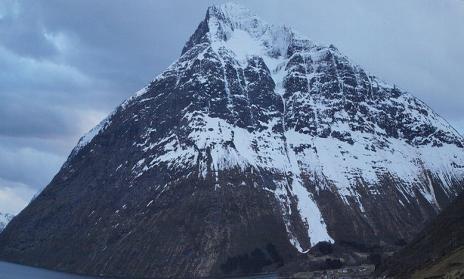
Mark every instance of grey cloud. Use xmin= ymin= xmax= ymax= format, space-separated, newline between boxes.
xmin=0 ymin=101 xmax=74 ymax=138
xmin=0 ymin=1 xmax=58 ymax=59
xmin=0 ymin=47 xmax=116 ymax=140
xmin=0 ymin=178 xmax=37 ymax=214
xmin=0 ymin=143 xmax=64 ymax=189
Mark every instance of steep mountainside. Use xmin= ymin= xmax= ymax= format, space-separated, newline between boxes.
xmin=378 ymin=194 xmax=464 ymax=278
xmin=0 ymin=3 xmax=463 ymax=278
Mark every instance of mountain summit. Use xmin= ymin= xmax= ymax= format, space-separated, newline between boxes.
xmin=1 ymin=3 xmax=463 ymax=278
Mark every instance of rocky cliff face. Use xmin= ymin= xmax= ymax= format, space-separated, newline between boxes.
xmin=0 ymin=3 xmax=463 ymax=278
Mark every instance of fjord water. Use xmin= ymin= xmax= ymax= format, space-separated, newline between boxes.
xmin=0 ymin=261 xmax=95 ymax=279
xmin=0 ymin=261 xmax=278 ymax=279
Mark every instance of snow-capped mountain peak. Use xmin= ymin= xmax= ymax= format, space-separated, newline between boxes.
xmin=183 ymin=2 xmax=301 ymax=59
xmin=69 ymin=1 xmax=464 ymax=253
xmin=208 ymin=2 xmax=295 ymax=56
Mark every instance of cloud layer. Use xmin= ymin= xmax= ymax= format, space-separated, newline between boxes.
xmin=0 ymin=0 xmax=463 ymax=213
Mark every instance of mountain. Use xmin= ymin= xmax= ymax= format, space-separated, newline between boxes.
xmin=377 ymin=194 xmax=464 ymax=278
xmin=1 ymin=3 xmax=463 ymax=278
xmin=0 ymin=212 xmax=14 ymax=233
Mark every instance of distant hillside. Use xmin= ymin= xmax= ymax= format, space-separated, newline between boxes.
xmin=378 ymin=194 xmax=464 ymax=278
xmin=0 ymin=213 xmax=14 ymax=233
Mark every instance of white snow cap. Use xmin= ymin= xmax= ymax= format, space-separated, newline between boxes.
xmin=206 ymin=2 xmax=309 ymax=60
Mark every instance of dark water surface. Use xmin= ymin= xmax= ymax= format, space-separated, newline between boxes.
xmin=0 ymin=261 xmax=95 ymax=279
xmin=0 ymin=261 xmax=279 ymax=279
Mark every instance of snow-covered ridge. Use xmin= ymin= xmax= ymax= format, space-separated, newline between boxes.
xmin=0 ymin=212 xmax=14 ymax=232
xmin=69 ymin=87 xmax=148 ymax=158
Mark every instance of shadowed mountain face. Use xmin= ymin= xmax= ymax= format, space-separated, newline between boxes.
xmin=378 ymin=194 xmax=464 ymax=278
xmin=0 ymin=3 xmax=463 ymax=278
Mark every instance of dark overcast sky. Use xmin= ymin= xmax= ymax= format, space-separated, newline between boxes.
xmin=1 ymin=0 xmax=463 ymax=214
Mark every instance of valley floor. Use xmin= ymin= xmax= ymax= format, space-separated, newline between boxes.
xmin=290 ymin=264 xmax=375 ymax=278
